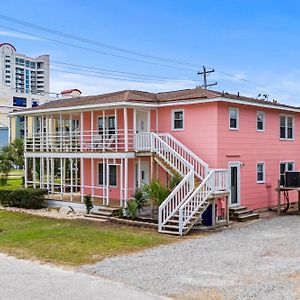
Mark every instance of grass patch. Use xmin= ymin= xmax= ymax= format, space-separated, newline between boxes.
xmin=0 ymin=211 xmax=174 ymax=266
xmin=0 ymin=178 xmax=23 ymax=189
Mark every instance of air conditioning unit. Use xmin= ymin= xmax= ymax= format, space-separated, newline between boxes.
xmin=284 ymin=171 xmax=300 ymax=188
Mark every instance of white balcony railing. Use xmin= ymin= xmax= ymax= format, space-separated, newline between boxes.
xmin=26 ymin=129 xmax=135 ymax=152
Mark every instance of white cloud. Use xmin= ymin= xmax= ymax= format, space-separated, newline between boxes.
xmin=0 ymin=30 xmax=41 ymax=41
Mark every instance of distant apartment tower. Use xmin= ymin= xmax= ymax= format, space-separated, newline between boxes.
xmin=0 ymin=42 xmax=51 ymax=145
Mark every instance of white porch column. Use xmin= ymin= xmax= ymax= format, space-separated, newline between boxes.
xmin=32 ymin=116 xmax=35 ymax=151
xmin=70 ymin=158 xmax=73 ymax=201
xmin=33 ymin=157 xmax=36 ymax=188
xmin=91 ymin=158 xmax=95 ymax=200
xmin=138 ymin=158 xmax=141 ymax=188
xmin=45 ymin=115 xmax=49 ymax=151
xmin=24 ymin=156 xmax=28 ymax=188
xmin=106 ymin=159 xmax=109 ymax=206
xmin=80 ymin=157 xmax=84 ymax=202
xmin=40 ymin=157 xmax=44 ymax=188
xmin=59 ymin=113 xmax=64 ymax=151
xmin=60 ymin=158 xmax=63 ymax=200
xmin=24 ymin=116 xmax=27 ymax=152
xmin=51 ymin=157 xmax=54 ymax=194
xmin=124 ymin=108 xmax=128 ymax=151
xmin=46 ymin=157 xmax=50 ymax=191
xmin=80 ymin=112 xmax=84 ymax=151
xmin=124 ymin=158 xmax=128 ymax=203
xmin=114 ymin=109 xmax=118 ymax=151
xmin=91 ymin=111 xmax=94 ymax=151
xmin=69 ymin=114 xmax=72 ymax=151
xmin=120 ymin=158 xmax=123 ymax=207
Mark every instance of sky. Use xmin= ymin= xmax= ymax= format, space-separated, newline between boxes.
xmin=1 ymin=0 xmax=300 ymax=105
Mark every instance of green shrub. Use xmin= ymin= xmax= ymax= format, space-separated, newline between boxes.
xmin=127 ymin=200 xmax=139 ymax=220
xmin=0 ymin=188 xmax=47 ymax=209
xmin=132 ymin=188 xmax=148 ymax=212
xmin=84 ymin=195 xmax=93 ymax=214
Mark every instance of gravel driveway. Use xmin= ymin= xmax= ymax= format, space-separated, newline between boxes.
xmin=81 ymin=215 xmax=300 ymax=300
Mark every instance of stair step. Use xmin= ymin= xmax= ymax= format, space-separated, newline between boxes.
xmin=231 ymin=213 xmax=259 ymax=222
xmin=162 ymin=224 xmax=188 ymax=230
xmin=159 ymin=229 xmax=181 ymax=236
xmin=84 ymin=213 xmax=108 ymax=220
xmin=229 ymin=206 xmax=247 ymax=213
xmin=93 ymin=211 xmax=113 ymax=216
xmin=230 ymin=209 xmax=254 ymax=217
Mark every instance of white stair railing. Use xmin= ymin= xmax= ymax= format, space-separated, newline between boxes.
xmin=178 ymin=169 xmax=228 ymax=235
xmin=158 ymin=133 xmax=209 ymax=180
xmin=136 ymin=132 xmax=195 ymax=228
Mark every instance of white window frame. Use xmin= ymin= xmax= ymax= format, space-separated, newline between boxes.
xmin=97 ymin=163 xmax=118 ymax=188
xmin=280 ymin=115 xmax=294 ymax=140
xmin=256 ymin=111 xmax=265 ymax=132
xmin=171 ymin=109 xmax=184 ymax=131
xmin=229 ymin=107 xmax=239 ymax=130
xmin=279 ymin=161 xmax=295 ymax=185
xmin=256 ymin=162 xmax=265 ymax=184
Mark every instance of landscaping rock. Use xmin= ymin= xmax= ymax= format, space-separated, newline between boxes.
xmin=58 ymin=206 xmax=75 ymax=215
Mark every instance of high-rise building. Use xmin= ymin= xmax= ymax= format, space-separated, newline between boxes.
xmin=0 ymin=42 xmax=52 ymax=145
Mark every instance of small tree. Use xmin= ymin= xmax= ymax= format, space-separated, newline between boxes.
xmin=0 ymin=145 xmax=14 ymax=185
xmin=84 ymin=195 xmax=93 ymax=214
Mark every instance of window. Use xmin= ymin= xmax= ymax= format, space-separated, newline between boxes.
xmin=172 ymin=110 xmax=184 ymax=130
xmin=229 ymin=108 xmax=238 ymax=130
xmin=98 ymin=164 xmax=117 ymax=187
xmin=257 ymin=111 xmax=265 ymax=131
xmin=98 ymin=116 xmax=116 ymax=136
xmin=32 ymin=100 xmax=39 ymax=107
xmin=257 ymin=162 xmax=265 ymax=183
xmin=280 ymin=115 xmax=294 ymax=140
xmin=280 ymin=162 xmax=294 ymax=186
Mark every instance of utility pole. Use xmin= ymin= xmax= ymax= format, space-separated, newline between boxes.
xmin=198 ymin=66 xmax=217 ymax=89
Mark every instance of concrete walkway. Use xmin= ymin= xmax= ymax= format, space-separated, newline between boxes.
xmin=0 ymin=254 xmax=168 ymax=300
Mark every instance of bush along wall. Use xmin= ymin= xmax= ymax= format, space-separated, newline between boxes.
xmin=0 ymin=188 xmax=48 ymax=209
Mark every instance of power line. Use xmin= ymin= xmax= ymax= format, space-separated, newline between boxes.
xmin=0 ymin=14 xmax=201 ymax=68
xmin=0 ymin=24 xmax=196 ymax=73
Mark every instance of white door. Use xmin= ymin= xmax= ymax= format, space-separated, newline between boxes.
xmin=135 ymin=161 xmax=150 ymax=189
xmin=228 ymin=162 xmax=241 ymax=207
xmin=136 ymin=110 xmax=149 ymax=133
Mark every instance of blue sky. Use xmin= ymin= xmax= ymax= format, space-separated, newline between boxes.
xmin=1 ymin=0 xmax=300 ymax=105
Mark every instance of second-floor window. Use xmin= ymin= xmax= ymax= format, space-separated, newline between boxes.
xmin=280 ymin=115 xmax=294 ymax=140
xmin=257 ymin=111 xmax=265 ymax=131
xmin=229 ymin=107 xmax=239 ymax=130
xmin=172 ymin=110 xmax=184 ymax=130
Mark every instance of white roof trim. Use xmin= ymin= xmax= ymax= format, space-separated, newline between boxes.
xmin=10 ymin=96 xmax=300 ymax=116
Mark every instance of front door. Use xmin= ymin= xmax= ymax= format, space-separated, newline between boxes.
xmin=228 ymin=162 xmax=240 ymax=207
xmin=136 ymin=110 xmax=149 ymax=133
xmin=135 ymin=161 xmax=150 ymax=189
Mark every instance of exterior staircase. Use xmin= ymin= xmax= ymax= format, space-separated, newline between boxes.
xmin=84 ymin=206 xmax=119 ymax=220
xmin=136 ymin=132 xmax=229 ymax=235
xmin=229 ymin=206 xmax=259 ymax=222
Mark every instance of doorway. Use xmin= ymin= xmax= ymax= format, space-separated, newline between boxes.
xmin=228 ymin=162 xmax=240 ymax=207
xmin=135 ymin=161 xmax=150 ymax=190
xmin=136 ymin=110 xmax=150 ymax=133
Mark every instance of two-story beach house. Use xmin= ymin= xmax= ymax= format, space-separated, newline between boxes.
xmin=10 ymin=87 xmax=300 ymax=235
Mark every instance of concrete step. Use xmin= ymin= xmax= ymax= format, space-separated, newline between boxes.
xmin=159 ymin=229 xmax=181 ymax=236
xmin=162 ymin=224 xmax=188 ymax=230
xmin=84 ymin=213 xmax=108 ymax=220
xmin=230 ymin=212 xmax=259 ymax=222
xmin=230 ymin=209 xmax=254 ymax=217
xmin=229 ymin=206 xmax=247 ymax=213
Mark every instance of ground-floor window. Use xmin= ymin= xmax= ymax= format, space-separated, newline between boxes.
xmin=280 ymin=161 xmax=294 ymax=186
xmin=98 ymin=164 xmax=117 ymax=187
xmin=257 ymin=162 xmax=265 ymax=183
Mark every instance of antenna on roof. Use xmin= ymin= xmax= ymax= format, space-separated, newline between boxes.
xmin=197 ymin=66 xmax=217 ymax=89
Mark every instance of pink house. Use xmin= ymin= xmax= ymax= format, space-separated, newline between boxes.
xmin=12 ymin=87 xmax=300 ymax=235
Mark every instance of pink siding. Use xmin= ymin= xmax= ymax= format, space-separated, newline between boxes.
xmin=217 ymin=102 xmax=300 ymax=209
xmin=158 ymin=103 xmax=219 ymax=167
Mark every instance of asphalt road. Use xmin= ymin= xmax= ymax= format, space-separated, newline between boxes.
xmin=0 ymin=253 xmax=167 ymax=300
